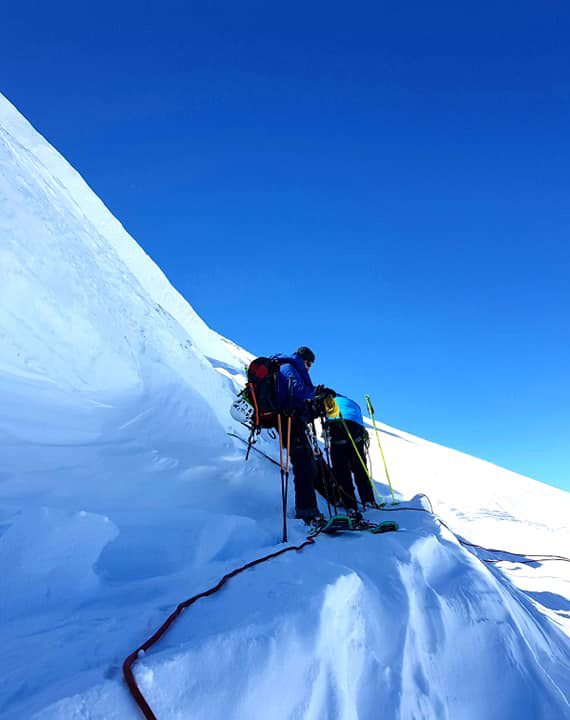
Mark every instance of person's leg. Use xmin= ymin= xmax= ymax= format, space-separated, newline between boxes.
xmin=331 ymin=443 xmax=358 ymax=511
xmin=328 ymin=423 xmax=358 ymax=511
xmin=351 ymin=429 xmax=375 ymax=505
xmin=284 ymin=420 xmax=320 ymax=519
xmin=313 ymin=455 xmax=340 ymax=508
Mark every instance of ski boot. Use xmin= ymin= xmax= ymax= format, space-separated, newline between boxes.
xmin=305 ymin=513 xmax=327 ymax=537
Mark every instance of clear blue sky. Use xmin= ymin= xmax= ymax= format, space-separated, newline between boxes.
xmin=2 ymin=1 xmax=569 ymax=491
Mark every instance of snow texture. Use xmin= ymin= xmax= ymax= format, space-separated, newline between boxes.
xmin=1 ymin=91 xmax=570 ymax=719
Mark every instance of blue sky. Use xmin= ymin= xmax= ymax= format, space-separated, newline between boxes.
xmin=2 ymin=1 xmax=569 ymax=491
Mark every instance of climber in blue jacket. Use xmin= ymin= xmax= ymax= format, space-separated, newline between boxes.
xmin=274 ymin=350 xmax=316 ymax=417
xmin=273 ymin=347 xmax=335 ymax=523
xmin=324 ymin=395 xmax=376 ymax=511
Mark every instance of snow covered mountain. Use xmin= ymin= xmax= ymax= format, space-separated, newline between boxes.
xmin=1 ymin=92 xmax=570 ymax=720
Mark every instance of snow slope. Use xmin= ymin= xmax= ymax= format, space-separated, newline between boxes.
xmin=1 ymin=92 xmax=570 ymax=720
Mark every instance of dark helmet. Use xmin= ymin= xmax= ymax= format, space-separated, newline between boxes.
xmin=296 ymin=346 xmax=315 ymax=364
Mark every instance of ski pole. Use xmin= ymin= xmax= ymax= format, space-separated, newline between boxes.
xmin=365 ymin=395 xmax=397 ymax=504
xmin=279 ymin=380 xmax=295 ymax=543
xmin=284 ymin=415 xmax=291 ymax=538
xmin=277 ymin=414 xmax=288 ymax=543
xmin=317 ymin=418 xmax=336 ymax=516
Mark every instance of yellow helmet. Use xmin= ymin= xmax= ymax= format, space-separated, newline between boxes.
xmin=324 ymin=395 xmax=340 ymax=418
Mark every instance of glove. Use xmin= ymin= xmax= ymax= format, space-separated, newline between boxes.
xmin=314 ymin=384 xmax=336 ymax=399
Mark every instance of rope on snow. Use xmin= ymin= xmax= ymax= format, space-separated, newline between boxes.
xmin=123 ymin=537 xmax=316 ymax=719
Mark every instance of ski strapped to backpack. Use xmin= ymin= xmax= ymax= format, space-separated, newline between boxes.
xmin=230 ymin=356 xmax=292 ymax=460
xmin=245 ymin=356 xmax=290 ymax=428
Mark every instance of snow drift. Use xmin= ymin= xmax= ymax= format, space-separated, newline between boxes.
xmin=1 ymin=92 xmax=570 ymax=720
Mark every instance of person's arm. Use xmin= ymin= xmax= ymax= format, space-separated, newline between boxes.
xmin=280 ymin=363 xmax=315 ymax=406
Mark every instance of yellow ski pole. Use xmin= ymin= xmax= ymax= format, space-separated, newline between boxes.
xmin=365 ymin=395 xmax=397 ymax=504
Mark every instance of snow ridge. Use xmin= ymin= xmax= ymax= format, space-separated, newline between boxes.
xmin=1 ymin=92 xmax=570 ymax=720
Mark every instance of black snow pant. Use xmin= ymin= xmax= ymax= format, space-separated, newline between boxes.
xmin=327 ymin=420 xmax=375 ymax=510
xmin=280 ymin=417 xmax=336 ymax=519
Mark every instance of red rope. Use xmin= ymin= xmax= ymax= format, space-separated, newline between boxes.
xmin=124 ymin=498 xmax=570 ymax=718
xmin=123 ymin=537 xmax=316 ymax=719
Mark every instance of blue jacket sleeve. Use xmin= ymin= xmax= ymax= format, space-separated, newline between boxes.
xmin=279 ymin=362 xmax=315 ymax=410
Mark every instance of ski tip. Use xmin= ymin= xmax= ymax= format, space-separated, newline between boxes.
xmin=370 ymin=521 xmax=399 ymax=534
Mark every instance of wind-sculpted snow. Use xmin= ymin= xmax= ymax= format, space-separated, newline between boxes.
xmin=25 ymin=504 xmax=570 ymax=720
xmin=1 ymin=92 xmax=570 ymax=719
xmin=0 ymin=507 xmax=118 ymax=620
